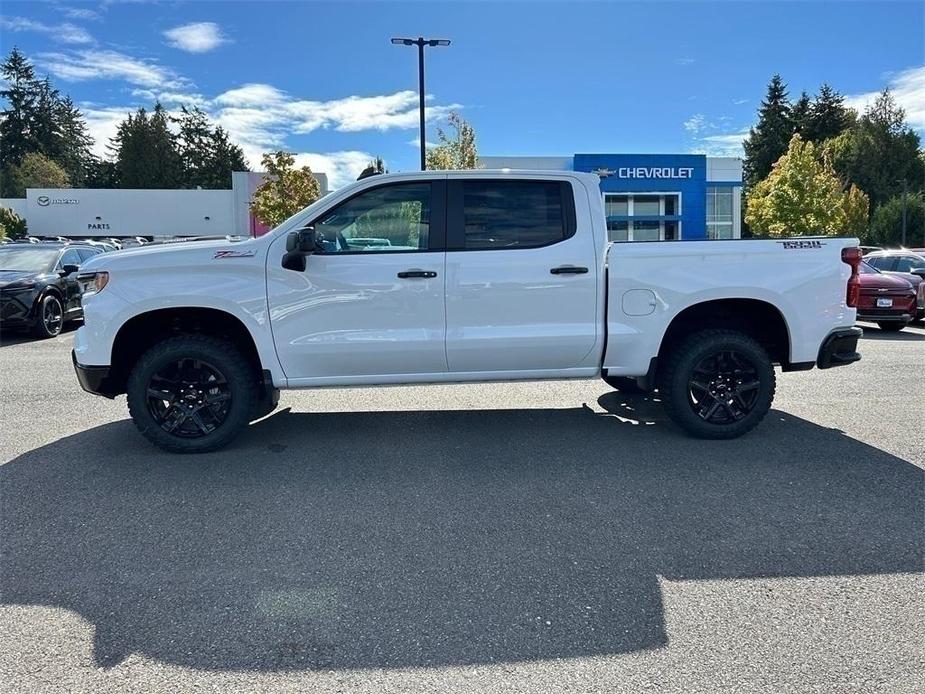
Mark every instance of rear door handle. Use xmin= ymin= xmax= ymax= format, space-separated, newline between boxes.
xmin=397 ymin=269 xmax=437 ymax=279
xmin=550 ymin=265 xmax=589 ymax=275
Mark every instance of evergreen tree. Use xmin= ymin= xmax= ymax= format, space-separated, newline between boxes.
xmin=805 ymin=84 xmax=854 ymax=143
xmin=743 ymin=75 xmax=793 ymax=191
xmin=205 ymin=126 xmax=247 ymax=187
xmin=111 ymin=103 xmax=182 ymax=188
xmin=0 ymin=48 xmax=39 ymax=171
xmin=55 ymin=96 xmax=95 ymax=186
xmin=791 ymin=91 xmax=811 ymax=137
xmin=174 ymin=106 xmax=247 ymax=189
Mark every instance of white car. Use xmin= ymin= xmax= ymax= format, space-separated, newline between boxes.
xmin=72 ymin=171 xmax=864 ymax=452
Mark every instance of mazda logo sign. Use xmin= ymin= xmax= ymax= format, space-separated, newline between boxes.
xmin=37 ymin=195 xmax=50 ymax=206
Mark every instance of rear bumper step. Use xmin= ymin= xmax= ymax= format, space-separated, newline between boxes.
xmin=816 ymin=327 xmax=863 ymax=369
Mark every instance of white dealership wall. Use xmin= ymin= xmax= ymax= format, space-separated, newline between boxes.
xmin=3 ymin=171 xmax=329 ymax=240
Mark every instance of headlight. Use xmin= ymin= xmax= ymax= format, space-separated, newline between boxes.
xmin=77 ymin=271 xmax=109 ymax=296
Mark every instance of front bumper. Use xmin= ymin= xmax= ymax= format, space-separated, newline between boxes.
xmin=72 ymin=350 xmax=119 ymax=398
xmin=817 ymin=327 xmax=863 ymax=369
xmin=0 ymin=290 xmax=40 ymax=328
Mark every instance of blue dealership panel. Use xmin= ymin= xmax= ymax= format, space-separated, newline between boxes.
xmin=573 ymin=154 xmax=708 ymax=239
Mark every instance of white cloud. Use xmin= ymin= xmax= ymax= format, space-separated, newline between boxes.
xmin=845 ymin=64 xmax=925 ymax=132
xmin=293 ymin=151 xmax=376 ymax=189
xmin=683 ymin=113 xmax=748 ymax=156
xmin=36 ymin=49 xmax=186 ymax=89
xmin=163 ymin=22 xmax=230 ymax=53
xmin=732 ymin=98 xmax=750 ymax=105
xmin=683 ymin=114 xmax=707 ymax=133
xmin=0 ymin=16 xmax=94 ymax=44
xmin=694 ymin=131 xmax=750 ymax=157
xmin=674 ymin=57 xmax=695 ymax=66
xmin=63 ymin=7 xmax=102 ymax=21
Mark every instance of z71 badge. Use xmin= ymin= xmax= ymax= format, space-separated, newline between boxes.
xmin=213 ymin=249 xmax=257 ymax=259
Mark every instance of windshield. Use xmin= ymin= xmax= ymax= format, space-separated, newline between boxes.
xmin=0 ymin=247 xmax=59 ymax=273
xmin=859 ymin=262 xmax=878 ymax=274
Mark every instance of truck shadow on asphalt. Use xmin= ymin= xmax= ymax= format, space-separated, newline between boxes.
xmin=1 ymin=398 xmax=922 ymax=671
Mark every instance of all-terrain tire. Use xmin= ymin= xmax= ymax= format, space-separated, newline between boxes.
xmin=659 ymin=329 xmax=775 ymax=440
xmin=126 ymin=334 xmax=258 ymax=453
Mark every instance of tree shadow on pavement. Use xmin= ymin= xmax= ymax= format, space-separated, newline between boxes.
xmin=1 ymin=397 xmax=922 ymax=671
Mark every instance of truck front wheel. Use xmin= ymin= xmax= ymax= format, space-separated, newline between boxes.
xmin=126 ymin=335 xmax=258 ymax=453
xmin=659 ymin=329 xmax=775 ymax=439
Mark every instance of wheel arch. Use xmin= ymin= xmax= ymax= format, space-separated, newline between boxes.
xmin=657 ymin=298 xmax=792 ymax=370
xmin=107 ymin=307 xmax=264 ymax=396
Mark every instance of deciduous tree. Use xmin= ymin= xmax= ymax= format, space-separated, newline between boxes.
xmin=869 ymin=193 xmax=925 ymax=247
xmin=828 ymin=90 xmax=924 ymax=212
xmin=250 ymin=151 xmax=321 ymax=228
xmin=2 ymin=151 xmax=70 ymax=197
xmin=0 ymin=206 xmax=28 ymax=240
xmin=746 ymin=134 xmax=868 ymax=237
xmin=426 ymin=112 xmax=478 ymax=170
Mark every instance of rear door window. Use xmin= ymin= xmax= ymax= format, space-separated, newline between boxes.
xmin=451 ymin=179 xmax=575 ymax=250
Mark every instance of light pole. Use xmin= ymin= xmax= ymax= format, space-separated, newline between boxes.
xmin=391 ymin=36 xmax=450 ymax=171
xmin=900 ymin=178 xmax=908 ymax=247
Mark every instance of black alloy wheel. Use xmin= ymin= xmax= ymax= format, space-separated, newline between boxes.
xmin=687 ymin=349 xmax=761 ymax=424
xmin=127 ymin=334 xmax=257 ymax=453
xmin=33 ymin=295 xmax=63 ymax=338
xmin=145 ymin=358 xmax=233 ymax=438
xmin=659 ymin=329 xmax=775 ymax=440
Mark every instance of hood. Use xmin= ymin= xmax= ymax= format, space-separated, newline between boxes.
xmin=0 ymin=269 xmax=42 ymax=288
xmin=80 ymin=236 xmax=263 ymax=273
xmin=858 ymin=272 xmax=914 ymax=291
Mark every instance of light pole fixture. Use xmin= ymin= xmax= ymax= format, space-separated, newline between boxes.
xmin=391 ymin=36 xmax=451 ymax=171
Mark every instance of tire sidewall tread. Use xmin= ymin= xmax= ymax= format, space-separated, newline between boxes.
xmin=126 ymin=334 xmax=257 ymax=453
xmin=659 ymin=329 xmax=776 ymax=440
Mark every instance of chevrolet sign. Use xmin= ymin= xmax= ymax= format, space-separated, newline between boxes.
xmin=617 ymin=167 xmax=694 ymax=179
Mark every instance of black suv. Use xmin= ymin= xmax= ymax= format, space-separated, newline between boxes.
xmin=0 ymin=242 xmax=105 ymax=338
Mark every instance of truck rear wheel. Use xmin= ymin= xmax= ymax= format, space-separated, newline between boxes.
xmin=659 ymin=329 xmax=775 ymax=439
xmin=126 ymin=335 xmax=258 ymax=453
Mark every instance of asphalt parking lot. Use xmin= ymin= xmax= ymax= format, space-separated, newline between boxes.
xmin=1 ymin=322 xmax=923 ymax=693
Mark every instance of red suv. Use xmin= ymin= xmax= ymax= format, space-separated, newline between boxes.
xmin=864 ymin=250 xmax=925 ymax=321
xmin=856 ymin=262 xmax=917 ymax=331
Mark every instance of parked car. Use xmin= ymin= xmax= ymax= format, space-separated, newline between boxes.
xmin=73 ymin=171 xmax=865 ymax=453
xmin=859 ymin=245 xmax=882 ymax=256
xmin=864 ymin=249 xmax=925 ymax=320
xmin=0 ymin=242 xmax=104 ymax=338
xmin=855 ymin=261 xmax=917 ymax=331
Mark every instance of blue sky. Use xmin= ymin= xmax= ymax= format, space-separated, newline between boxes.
xmin=1 ymin=0 xmax=923 ymax=187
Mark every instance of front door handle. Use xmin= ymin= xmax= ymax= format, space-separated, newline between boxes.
xmin=397 ymin=269 xmax=437 ymax=279
xmin=550 ymin=265 xmax=589 ymax=275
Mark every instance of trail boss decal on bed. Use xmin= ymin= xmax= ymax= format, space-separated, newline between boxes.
xmin=213 ymin=249 xmax=257 ymax=259
xmin=777 ymin=240 xmax=826 ymax=249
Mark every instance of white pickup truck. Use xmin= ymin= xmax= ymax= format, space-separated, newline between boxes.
xmin=72 ymin=171 xmax=864 ymax=453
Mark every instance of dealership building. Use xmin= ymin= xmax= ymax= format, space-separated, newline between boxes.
xmin=1 ymin=171 xmax=329 ymax=241
xmin=481 ymin=154 xmax=743 ymax=241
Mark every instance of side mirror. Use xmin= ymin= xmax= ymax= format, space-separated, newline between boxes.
xmin=286 ymin=227 xmax=317 ymax=254
xmin=282 ymin=227 xmax=317 ymax=272
xmin=910 ymin=268 xmax=925 ymax=278
xmin=61 ymin=264 xmax=80 ymax=275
